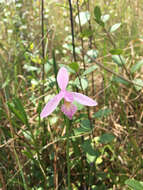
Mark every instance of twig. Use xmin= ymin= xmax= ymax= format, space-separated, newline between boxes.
xmin=76 ymin=0 xmax=86 ymax=70
xmin=41 ymin=0 xmax=45 ymax=98
xmin=68 ymin=0 xmax=76 ymax=61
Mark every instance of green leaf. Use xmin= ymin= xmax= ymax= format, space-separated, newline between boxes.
xmin=130 ymin=60 xmax=143 ymax=73
xmin=94 ymin=6 xmax=101 ymax=21
xmin=110 ymin=23 xmax=121 ymax=32
xmin=125 ymin=179 xmax=143 ymax=190
xmin=75 ymin=11 xmax=90 ymax=25
xmin=99 ymin=133 xmax=115 ymax=144
xmin=87 ymin=49 xmax=98 ymax=59
xmin=112 ymin=55 xmax=126 ymax=66
xmin=101 ymin=14 xmax=110 ymax=23
xmin=82 ymin=65 xmax=98 ymax=76
xmin=133 ymin=78 xmax=143 ymax=91
xmin=69 ymin=62 xmax=79 ymax=72
xmin=44 ymin=62 xmax=52 ymax=73
xmin=93 ymin=108 xmax=112 ymax=119
xmin=112 ymin=76 xmax=129 ymax=85
xmin=74 ymin=119 xmax=92 ymax=135
xmin=22 ymin=131 xmax=32 ymax=140
xmin=80 ymin=29 xmax=93 ymax=38
xmin=23 ymin=65 xmax=39 ymax=72
xmin=110 ymin=49 xmax=123 ymax=55
xmin=81 ymin=140 xmax=100 ymax=163
xmin=7 ymin=98 xmax=29 ymax=127
xmin=94 ymin=6 xmax=104 ymax=27
xmin=74 ymin=77 xmax=88 ymax=90
xmin=95 ymin=19 xmax=105 ymax=27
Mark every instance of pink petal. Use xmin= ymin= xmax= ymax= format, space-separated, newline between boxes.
xmin=40 ymin=93 xmax=63 ymax=118
xmin=57 ymin=67 xmax=69 ymax=90
xmin=61 ymin=102 xmax=77 ymax=120
xmin=72 ymin=92 xmax=97 ymax=106
xmin=64 ymin=91 xmax=74 ymax=102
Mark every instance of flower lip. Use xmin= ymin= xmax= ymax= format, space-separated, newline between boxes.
xmin=61 ymin=101 xmax=77 ymax=120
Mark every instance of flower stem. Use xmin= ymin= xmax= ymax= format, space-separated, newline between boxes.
xmin=66 ymin=118 xmax=71 ymax=190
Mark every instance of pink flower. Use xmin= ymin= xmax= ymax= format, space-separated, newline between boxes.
xmin=40 ymin=67 xmax=97 ymax=120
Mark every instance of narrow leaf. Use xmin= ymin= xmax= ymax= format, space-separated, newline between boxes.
xmin=130 ymin=60 xmax=143 ymax=73
xmin=82 ymin=65 xmax=98 ymax=76
xmin=110 ymin=23 xmax=121 ymax=32
xmin=125 ymin=179 xmax=143 ymax=190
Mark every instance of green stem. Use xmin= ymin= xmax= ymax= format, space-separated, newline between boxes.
xmin=66 ymin=118 xmax=71 ymax=190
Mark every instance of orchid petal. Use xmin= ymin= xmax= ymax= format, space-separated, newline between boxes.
xmin=57 ymin=67 xmax=69 ymax=90
xmin=61 ymin=102 xmax=77 ymax=120
xmin=72 ymin=92 xmax=97 ymax=106
xmin=40 ymin=93 xmax=63 ymax=118
xmin=64 ymin=91 xmax=74 ymax=102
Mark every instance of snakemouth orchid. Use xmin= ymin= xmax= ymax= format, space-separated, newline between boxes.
xmin=40 ymin=67 xmax=97 ymax=119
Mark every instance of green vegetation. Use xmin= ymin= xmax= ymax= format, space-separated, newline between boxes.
xmin=0 ymin=0 xmax=143 ymax=189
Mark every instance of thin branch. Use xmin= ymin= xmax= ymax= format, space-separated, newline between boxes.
xmin=41 ymin=0 xmax=45 ymax=96
xmin=68 ymin=0 xmax=76 ymax=61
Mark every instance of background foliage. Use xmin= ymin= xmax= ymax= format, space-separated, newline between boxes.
xmin=0 ymin=0 xmax=143 ymax=189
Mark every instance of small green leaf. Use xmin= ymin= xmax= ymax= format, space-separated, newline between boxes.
xmin=74 ymin=119 xmax=92 ymax=135
xmin=80 ymin=29 xmax=93 ymax=38
xmin=81 ymin=140 xmax=100 ymax=163
xmin=95 ymin=19 xmax=105 ymax=27
xmin=87 ymin=49 xmax=98 ymax=59
xmin=112 ymin=76 xmax=129 ymax=85
xmin=133 ymin=78 xmax=143 ymax=91
xmin=23 ymin=65 xmax=39 ymax=72
xmin=82 ymin=65 xmax=98 ymax=76
xmin=7 ymin=98 xmax=29 ymax=127
xmin=110 ymin=23 xmax=121 ymax=32
xmin=23 ymin=131 xmax=32 ymax=140
xmin=75 ymin=11 xmax=90 ymax=25
xmin=110 ymin=49 xmax=123 ymax=55
xmin=99 ymin=133 xmax=115 ymax=144
xmin=101 ymin=14 xmax=110 ymax=23
xmin=74 ymin=77 xmax=88 ymax=90
xmin=44 ymin=62 xmax=52 ymax=73
xmin=94 ymin=6 xmax=104 ymax=27
xmin=94 ymin=6 xmax=101 ymax=21
xmin=125 ymin=179 xmax=143 ymax=190
xmin=69 ymin=62 xmax=79 ymax=72
xmin=130 ymin=60 xmax=143 ymax=73
xmin=93 ymin=108 xmax=112 ymax=119
xmin=112 ymin=55 xmax=126 ymax=66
